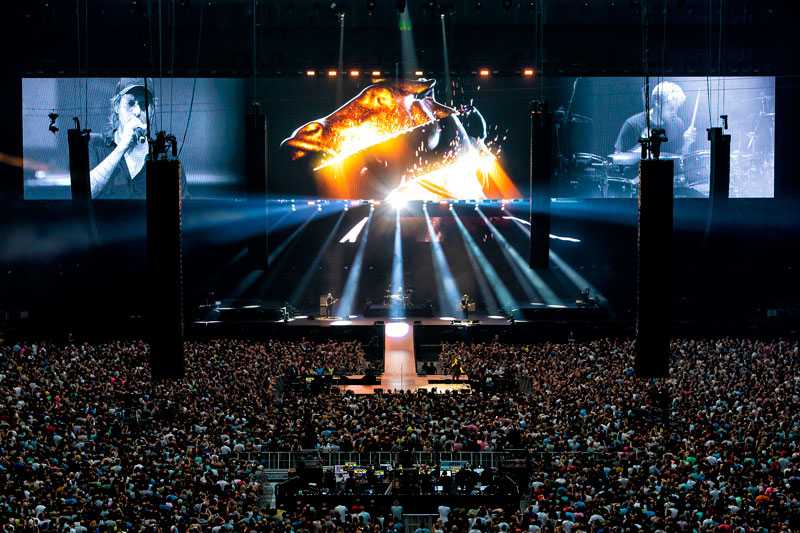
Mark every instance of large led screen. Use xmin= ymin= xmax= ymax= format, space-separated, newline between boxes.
xmin=22 ymin=78 xmax=247 ymax=199
xmin=545 ymin=76 xmax=775 ymax=198
xmin=23 ymin=76 xmax=774 ymax=200
xmin=268 ymin=75 xmax=774 ymax=199
xmin=273 ymin=78 xmax=520 ymax=201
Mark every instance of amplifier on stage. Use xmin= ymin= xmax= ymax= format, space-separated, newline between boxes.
xmin=319 ymin=295 xmax=328 ymax=318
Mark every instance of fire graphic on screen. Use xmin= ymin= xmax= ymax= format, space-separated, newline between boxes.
xmin=281 ymin=79 xmax=520 ymax=200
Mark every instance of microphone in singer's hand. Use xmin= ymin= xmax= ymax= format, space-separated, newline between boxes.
xmin=133 ymin=127 xmax=147 ymax=144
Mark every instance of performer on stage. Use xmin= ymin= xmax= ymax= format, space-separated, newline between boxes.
xmin=325 ymin=291 xmax=335 ymax=318
xmin=614 ymin=81 xmax=697 ymax=155
xmin=460 ymin=293 xmax=471 ymax=319
xmin=89 ymin=77 xmax=187 ymax=199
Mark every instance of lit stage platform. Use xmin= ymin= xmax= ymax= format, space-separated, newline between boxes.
xmin=193 ymin=300 xmax=609 ymax=330
xmin=190 ymin=301 xmax=615 ymax=394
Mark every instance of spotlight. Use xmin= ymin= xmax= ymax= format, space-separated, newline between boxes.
xmin=523 ymin=68 xmax=534 ymax=76
xmin=474 ymin=0 xmax=482 ymax=11
xmin=371 ymin=70 xmax=382 ymax=76
xmin=479 ymin=68 xmax=490 ymax=77
xmin=349 ymin=69 xmax=360 ymax=77
xmin=306 ymin=69 xmax=317 ymax=76
xmin=327 ymin=69 xmax=338 ymax=77
xmin=388 ymin=196 xmax=407 ymax=210
xmin=367 ymin=0 xmax=376 ymax=14
xmin=414 ymin=70 xmax=424 ymax=77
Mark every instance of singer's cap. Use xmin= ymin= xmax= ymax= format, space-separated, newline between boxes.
xmin=113 ymin=77 xmax=156 ymax=100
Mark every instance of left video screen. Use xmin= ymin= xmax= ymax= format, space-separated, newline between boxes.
xmin=22 ymin=78 xmax=247 ymax=199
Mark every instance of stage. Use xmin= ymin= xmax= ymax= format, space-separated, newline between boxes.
xmin=190 ymin=302 xmax=614 ymax=394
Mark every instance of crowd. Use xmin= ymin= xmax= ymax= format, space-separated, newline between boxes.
xmin=0 ymin=336 xmax=798 ymax=530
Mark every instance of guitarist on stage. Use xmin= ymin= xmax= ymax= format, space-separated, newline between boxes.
xmin=460 ymin=293 xmax=471 ymax=319
xmin=325 ymin=291 xmax=337 ymax=319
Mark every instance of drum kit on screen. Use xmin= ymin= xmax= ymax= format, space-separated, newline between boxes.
xmin=556 ymin=95 xmax=774 ymax=198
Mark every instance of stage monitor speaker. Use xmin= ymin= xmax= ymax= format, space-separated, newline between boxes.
xmin=529 ymin=101 xmax=553 ymax=269
xmin=146 ymin=159 xmax=185 ymax=379
xmin=413 ymin=320 xmax=422 ymax=325
xmin=245 ymin=105 xmax=268 ymax=267
xmin=635 ymin=158 xmax=673 ymax=378
xmin=374 ymin=320 xmax=385 ymax=326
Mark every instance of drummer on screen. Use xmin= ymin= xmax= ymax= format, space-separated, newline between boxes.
xmin=613 ymin=81 xmax=697 ymax=155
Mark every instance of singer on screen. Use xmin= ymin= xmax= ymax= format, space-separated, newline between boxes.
xmin=89 ymin=77 xmax=186 ymax=199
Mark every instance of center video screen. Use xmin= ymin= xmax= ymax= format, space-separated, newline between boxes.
xmin=267 ymin=75 xmax=775 ymax=200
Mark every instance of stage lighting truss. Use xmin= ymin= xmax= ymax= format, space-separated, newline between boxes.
xmin=299 ymin=67 xmax=536 ymax=78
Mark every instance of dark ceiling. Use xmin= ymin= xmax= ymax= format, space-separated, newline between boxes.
xmin=6 ymin=0 xmax=795 ymax=76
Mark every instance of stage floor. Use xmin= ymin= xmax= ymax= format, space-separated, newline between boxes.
xmin=335 ymin=319 xmax=471 ymax=394
xmin=283 ymin=314 xmax=510 ymax=327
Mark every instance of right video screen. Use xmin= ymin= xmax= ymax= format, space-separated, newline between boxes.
xmin=546 ymin=76 xmax=775 ymax=198
xmin=553 ymin=77 xmax=775 ymax=198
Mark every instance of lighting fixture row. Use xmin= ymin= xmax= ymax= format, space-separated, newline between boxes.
xmin=278 ymin=199 xmax=524 ymax=206
xmin=303 ymin=68 xmax=536 ymax=78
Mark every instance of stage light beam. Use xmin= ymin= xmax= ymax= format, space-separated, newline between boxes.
xmin=390 ymin=209 xmax=405 ymax=318
xmin=451 ymin=208 xmax=514 ymax=315
xmin=267 ymin=209 xmax=318 ymax=266
xmin=399 ymin=6 xmax=419 ymax=76
xmin=339 ymin=216 xmax=370 ymax=243
xmin=477 ymin=208 xmax=560 ymax=305
xmin=424 ymin=204 xmax=461 ymax=316
xmin=336 ymin=210 xmax=374 ymax=318
xmin=290 ymin=211 xmax=347 ymax=307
